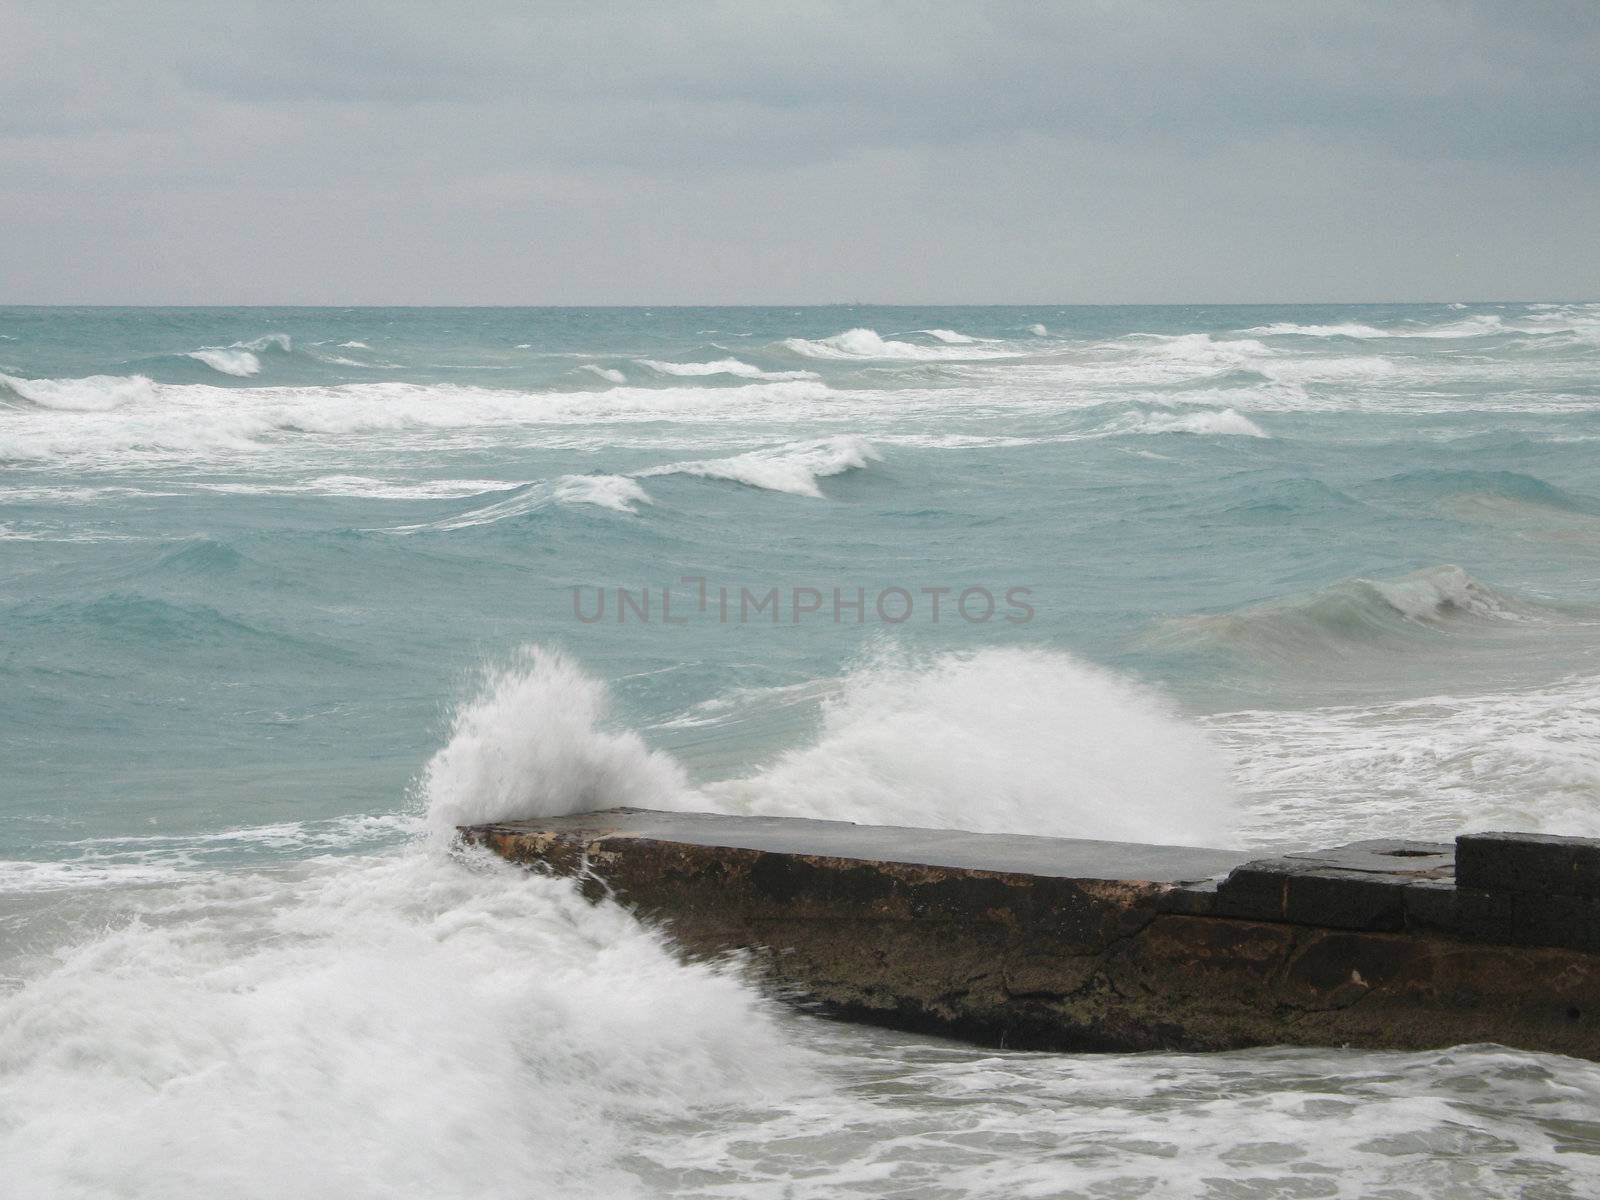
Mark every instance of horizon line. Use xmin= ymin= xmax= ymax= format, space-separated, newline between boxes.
xmin=1 ymin=298 xmax=1594 ymax=310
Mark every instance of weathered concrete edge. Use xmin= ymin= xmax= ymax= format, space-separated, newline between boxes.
xmin=461 ymin=816 xmax=1600 ymax=1059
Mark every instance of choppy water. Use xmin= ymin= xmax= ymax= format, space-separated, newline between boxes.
xmin=3 ymin=304 xmax=1599 ymax=1196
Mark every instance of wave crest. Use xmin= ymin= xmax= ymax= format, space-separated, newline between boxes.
xmin=394 ymin=474 xmax=652 ymax=531
xmin=0 ymin=372 xmax=156 ymax=411
xmin=187 ymin=334 xmax=293 ymax=378
xmin=1154 ymin=566 xmax=1543 ymax=661
xmin=423 ymin=644 xmax=1236 ymax=847
xmin=1116 ymin=408 xmax=1267 ymax=438
xmin=783 ymin=327 xmax=1012 ymax=361
xmin=638 ymin=358 xmax=816 ymax=381
xmin=644 ymin=435 xmax=881 ymax=498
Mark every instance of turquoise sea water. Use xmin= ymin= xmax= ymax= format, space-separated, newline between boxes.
xmin=3 ymin=305 xmax=1599 ymax=1196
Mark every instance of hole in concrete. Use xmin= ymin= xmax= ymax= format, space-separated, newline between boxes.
xmin=1382 ymin=849 xmax=1439 ymax=858
xmin=1569 ymin=1007 xmax=1582 ymax=1022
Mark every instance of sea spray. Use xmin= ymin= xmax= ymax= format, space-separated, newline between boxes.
xmin=422 ymin=646 xmax=690 ymax=837
xmin=0 ymin=851 xmax=804 ymax=1199
xmin=707 ymin=645 xmax=1238 ymax=846
xmin=420 ymin=643 xmax=1235 ymax=847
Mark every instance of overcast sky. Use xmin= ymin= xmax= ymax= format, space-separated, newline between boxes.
xmin=3 ymin=2 xmax=1597 ymax=304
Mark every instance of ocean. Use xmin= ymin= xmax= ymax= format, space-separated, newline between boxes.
xmin=2 ymin=303 xmax=1598 ymax=1196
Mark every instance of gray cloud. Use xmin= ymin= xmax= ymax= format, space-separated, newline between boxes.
xmin=2 ymin=1 xmax=1597 ymax=303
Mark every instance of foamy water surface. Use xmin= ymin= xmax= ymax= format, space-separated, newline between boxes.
xmin=4 ymin=304 xmax=1600 ymax=1196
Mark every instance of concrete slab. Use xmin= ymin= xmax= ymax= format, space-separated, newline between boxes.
xmin=462 ymin=809 xmax=1600 ymax=1058
xmin=1457 ymin=831 xmax=1600 ymax=896
xmin=475 ymin=807 xmax=1249 ymax=884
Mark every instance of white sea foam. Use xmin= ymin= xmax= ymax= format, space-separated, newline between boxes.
xmin=0 ymin=816 xmax=424 ymax=896
xmin=417 ymin=644 xmax=1234 ymax=847
xmin=1258 ymin=354 xmax=1399 ymax=383
xmin=422 ymin=646 xmax=691 ymax=836
xmin=311 ymin=354 xmax=377 ymax=368
xmin=0 ymin=860 xmax=193 ymax=894
xmin=186 ymin=334 xmax=292 ymax=378
xmin=191 ymin=476 xmax=527 ymax=500
xmin=338 ymin=341 xmax=370 ymax=349
xmin=0 ymin=372 xmax=156 ymax=411
xmin=580 ymin=364 xmax=627 ymax=384
xmin=0 ymin=521 xmax=136 ymax=543
xmin=551 ymin=474 xmax=654 ymax=513
xmin=1131 ymin=332 xmax=1275 ymax=369
xmin=395 ymin=474 xmax=652 ymax=530
xmin=1027 ymin=322 xmax=1048 ymax=336
xmin=1246 ymin=316 xmax=1508 ymax=340
xmin=706 ymin=646 xmax=1238 ymax=846
xmin=0 ymin=378 xmax=837 ymax=464
xmin=1214 ymin=673 xmax=1600 ymax=849
xmin=188 ymin=348 xmax=263 ymax=376
xmin=1246 ymin=322 xmax=1393 ymax=338
xmin=0 ymin=847 xmax=803 ymax=1200
xmin=631 ymin=1037 xmax=1600 ymax=1196
xmin=783 ymin=327 xmax=1012 ymax=361
xmin=1119 ymin=408 xmax=1268 ymax=437
xmin=638 ymin=358 xmax=816 ymax=381
xmin=201 ymin=473 xmax=649 ymax=512
xmin=644 ymin=435 xmax=881 ymax=498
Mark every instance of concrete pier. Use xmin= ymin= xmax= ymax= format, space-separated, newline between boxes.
xmin=461 ymin=809 xmax=1600 ymax=1058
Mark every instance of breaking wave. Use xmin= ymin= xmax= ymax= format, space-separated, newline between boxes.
xmin=1153 ymin=566 xmax=1547 ymax=662
xmin=0 ymin=845 xmax=801 ymax=1199
xmin=1115 ymin=408 xmax=1268 ymax=437
xmin=644 ymin=435 xmax=881 ymax=498
xmin=1379 ymin=469 xmax=1590 ymax=513
xmin=783 ymin=327 xmax=1013 ymax=361
xmin=418 ymin=643 xmax=1236 ymax=847
xmin=706 ymin=646 xmax=1237 ymax=845
xmin=638 ymin=358 xmax=816 ymax=381
xmin=1245 ymin=322 xmax=1393 ymax=338
xmin=394 ymin=474 xmax=651 ymax=531
xmin=0 ymin=378 xmax=837 ymax=463
xmin=188 ymin=348 xmax=262 ymax=377
xmin=423 ymin=646 xmax=689 ymax=836
xmin=186 ymin=334 xmax=293 ymax=378
xmin=0 ymin=372 xmax=156 ymax=412
xmin=1244 ymin=316 xmax=1509 ymax=340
